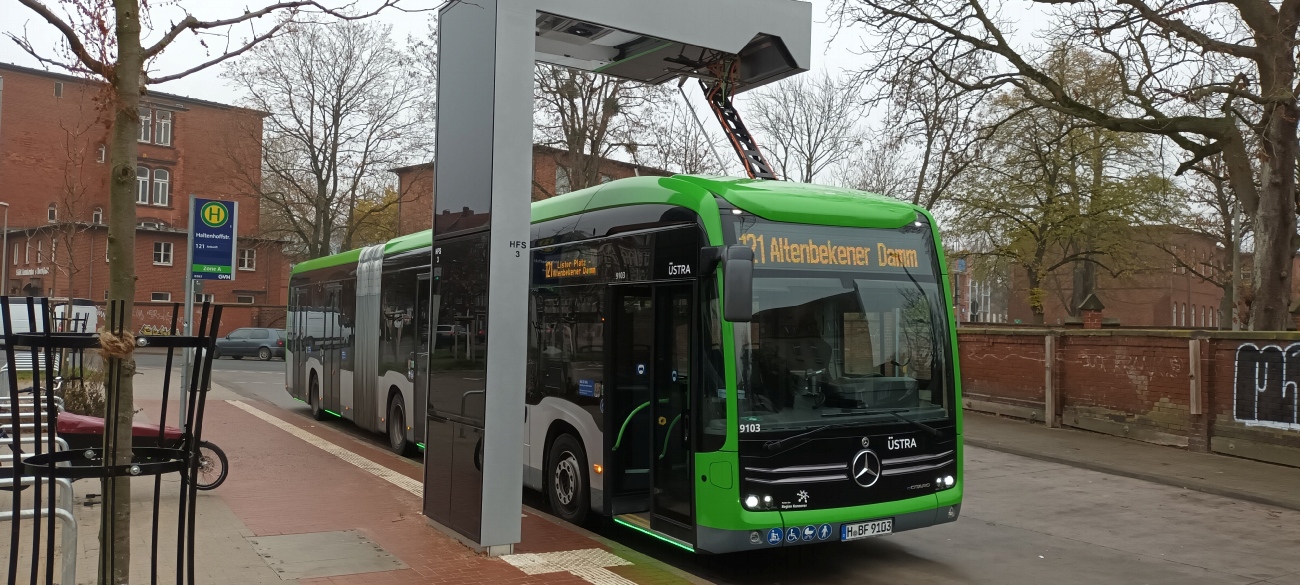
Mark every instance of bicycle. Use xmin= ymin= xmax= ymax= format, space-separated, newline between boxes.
xmin=50 ymin=377 xmax=230 ymax=490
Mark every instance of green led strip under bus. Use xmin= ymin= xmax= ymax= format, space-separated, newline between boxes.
xmin=613 ymin=518 xmax=694 ymax=553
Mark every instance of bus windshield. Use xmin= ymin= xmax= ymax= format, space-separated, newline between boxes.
xmin=728 ymin=216 xmax=950 ymax=432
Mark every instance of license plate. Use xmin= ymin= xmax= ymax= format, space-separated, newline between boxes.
xmin=841 ymin=518 xmax=893 ymax=541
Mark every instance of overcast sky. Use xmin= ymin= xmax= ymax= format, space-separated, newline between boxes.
xmin=0 ymin=0 xmax=997 ymax=104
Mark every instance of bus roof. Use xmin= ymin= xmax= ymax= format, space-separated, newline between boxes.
xmin=292 ymin=175 xmax=924 ymax=276
xmin=532 ymin=175 xmax=920 ymax=228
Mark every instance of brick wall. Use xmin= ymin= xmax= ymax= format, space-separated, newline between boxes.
xmin=103 ymin=302 xmax=286 ymax=338
xmin=961 ymin=328 xmax=1300 ymax=467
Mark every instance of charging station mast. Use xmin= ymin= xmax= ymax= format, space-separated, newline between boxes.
xmin=424 ymin=0 xmax=812 ymax=555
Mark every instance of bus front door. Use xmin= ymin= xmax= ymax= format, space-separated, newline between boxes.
xmin=608 ymin=284 xmax=694 ymax=545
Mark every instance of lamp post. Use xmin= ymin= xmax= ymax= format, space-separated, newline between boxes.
xmin=0 ymin=202 xmax=10 ymax=296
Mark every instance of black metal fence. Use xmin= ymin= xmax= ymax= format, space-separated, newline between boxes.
xmin=2 ymin=298 xmax=222 ymax=585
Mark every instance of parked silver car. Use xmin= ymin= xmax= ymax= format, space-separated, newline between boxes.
xmin=213 ymin=327 xmax=286 ymax=361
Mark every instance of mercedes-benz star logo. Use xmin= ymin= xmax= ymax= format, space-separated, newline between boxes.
xmin=850 ymin=449 xmax=882 ymax=488
xmin=860 ymin=436 xmax=871 ymax=448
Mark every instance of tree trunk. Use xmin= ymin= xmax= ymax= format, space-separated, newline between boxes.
xmin=1248 ymin=102 xmax=1299 ymax=331
xmin=1027 ymin=269 xmax=1045 ymax=325
xmin=103 ymin=2 xmax=141 ymax=582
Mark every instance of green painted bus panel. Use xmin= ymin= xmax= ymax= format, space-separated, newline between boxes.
xmin=291 ymin=248 xmax=363 ymax=276
xmin=918 ymin=205 xmax=965 ymax=437
xmin=672 ymin=176 xmax=920 ymax=229
xmin=385 ymin=229 xmax=434 ymax=255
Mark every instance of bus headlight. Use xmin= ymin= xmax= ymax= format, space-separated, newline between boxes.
xmin=943 ymin=475 xmax=955 ymax=487
xmin=745 ymin=495 xmax=760 ymax=509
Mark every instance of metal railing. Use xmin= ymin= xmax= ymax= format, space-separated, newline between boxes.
xmin=0 ymin=477 xmax=76 ymax=585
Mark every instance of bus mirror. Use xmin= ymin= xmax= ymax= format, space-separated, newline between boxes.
xmin=723 ymin=245 xmax=754 ymax=322
xmin=700 ymin=246 xmax=723 ymax=275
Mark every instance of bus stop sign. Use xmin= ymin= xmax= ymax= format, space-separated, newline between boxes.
xmin=189 ymin=198 xmax=238 ymax=281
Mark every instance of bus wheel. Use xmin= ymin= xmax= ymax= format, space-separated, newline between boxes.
xmin=309 ymin=376 xmax=325 ymax=421
xmin=547 ymin=434 xmax=588 ymax=525
xmin=387 ymin=394 xmax=413 ymax=456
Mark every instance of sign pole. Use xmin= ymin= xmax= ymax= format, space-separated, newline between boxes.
xmin=181 ymin=195 xmax=196 ymax=431
xmin=183 ymin=194 xmax=238 ymax=432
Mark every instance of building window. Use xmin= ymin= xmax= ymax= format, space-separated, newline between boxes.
xmin=153 ymin=241 xmax=173 ymax=266
xmin=92 ymin=207 xmax=103 ymax=225
xmin=555 ymin=166 xmax=571 ymax=195
xmin=193 ymin=293 xmax=214 ymax=303
xmin=155 ymin=110 xmax=173 ymax=146
xmin=137 ymin=166 xmax=150 ymax=204
xmin=103 ymin=290 xmax=108 ymax=300
xmin=138 ymin=107 xmax=152 ymax=142
xmin=1171 ymin=303 xmax=1176 ymax=326
xmin=151 ymin=292 xmax=171 ymax=302
xmin=96 ymin=144 xmax=106 ymax=163
xmin=152 ymin=168 xmax=170 ymax=206
xmin=238 ymin=248 xmax=256 ymax=271
xmin=47 ymin=203 xmax=57 ymax=223
xmin=24 ymin=240 xmax=30 ymax=264
xmin=54 ymin=82 xmax=63 ymax=98
xmin=235 ymin=295 xmax=255 ymax=305
xmin=36 ymin=240 xmax=42 ymax=263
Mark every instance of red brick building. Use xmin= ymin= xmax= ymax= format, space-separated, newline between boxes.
xmin=0 ymin=62 xmax=288 ymax=333
xmin=390 ymin=145 xmax=670 ymax=237
xmin=1002 ymin=226 xmax=1300 ymax=329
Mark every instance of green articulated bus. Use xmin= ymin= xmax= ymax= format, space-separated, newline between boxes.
xmin=285 ymin=175 xmax=962 ymax=553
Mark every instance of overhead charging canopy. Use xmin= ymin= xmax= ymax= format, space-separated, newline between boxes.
xmin=535 ymin=12 xmax=802 ymax=91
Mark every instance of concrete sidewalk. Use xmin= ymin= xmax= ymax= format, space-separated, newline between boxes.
xmin=186 ymin=384 xmax=705 ymax=585
xmin=965 ymin=411 xmax=1300 ymax=512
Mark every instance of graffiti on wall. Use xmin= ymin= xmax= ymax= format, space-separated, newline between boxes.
xmin=1235 ymin=343 xmax=1300 ymax=429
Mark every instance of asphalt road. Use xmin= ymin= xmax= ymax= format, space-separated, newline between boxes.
xmin=148 ymin=355 xmax=1300 ymax=585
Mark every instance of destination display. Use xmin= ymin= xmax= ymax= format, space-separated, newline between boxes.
xmin=732 ymin=219 xmax=933 ymax=274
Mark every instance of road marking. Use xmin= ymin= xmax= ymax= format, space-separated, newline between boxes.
xmin=501 ymin=549 xmax=634 ymax=585
xmin=227 ymin=400 xmax=422 ymax=497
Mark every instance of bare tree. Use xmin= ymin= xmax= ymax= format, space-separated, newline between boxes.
xmin=226 ymin=20 xmax=432 ymax=258
xmin=830 ymin=0 xmax=1300 ymax=330
xmin=8 ymin=1 xmax=415 ymax=579
xmin=746 ymin=72 xmax=867 ymax=183
xmin=867 ymin=52 xmax=987 ymax=209
xmin=534 ymin=64 xmax=666 ymax=192
xmin=49 ymin=94 xmax=108 ymax=300
xmin=636 ymin=98 xmax=731 ymax=176
xmin=833 ymin=130 xmax=916 ymax=200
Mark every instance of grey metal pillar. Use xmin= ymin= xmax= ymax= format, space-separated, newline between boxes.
xmin=424 ymin=0 xmax=812 ymax=556
xmin=423 ymin=0 xmax=532 ymax=555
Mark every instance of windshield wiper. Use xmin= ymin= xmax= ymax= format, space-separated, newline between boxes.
xmin=762 ymin=422 xmax=858 ymax=453
xmin=821 ymin=408 xmax=941 ymax=437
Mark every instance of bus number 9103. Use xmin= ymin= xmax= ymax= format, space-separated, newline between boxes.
xmin=739 ymin=423 xmax=761 ymax=434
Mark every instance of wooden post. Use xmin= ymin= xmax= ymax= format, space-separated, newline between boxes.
xmin=1045 ymin=334 xmax=1057 ymax=428
xmin=1188 ymin=338 xmax=1202 ymax=415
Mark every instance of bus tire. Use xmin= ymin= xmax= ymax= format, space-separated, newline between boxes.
xmin=387 ymin=393 xmax=413 ymax=456
xmin=547 ymin=434 xmax=589 ymax=525
xmin=309 ymin=374 xmax=326 ymax=421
